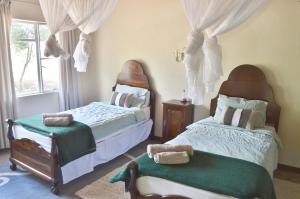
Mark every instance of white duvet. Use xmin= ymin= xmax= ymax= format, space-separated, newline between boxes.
xmin=64 ymin=101 xmax=147 ymax=127
xmin=167 ymin=117 xmax=282 ymax=176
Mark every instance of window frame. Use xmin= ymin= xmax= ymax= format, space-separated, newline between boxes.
xmin=11 ymin=19 xmax=59 ymax=97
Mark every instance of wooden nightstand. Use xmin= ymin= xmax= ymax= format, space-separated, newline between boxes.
xmin=162 ymin=100 xmax=194 ymax=141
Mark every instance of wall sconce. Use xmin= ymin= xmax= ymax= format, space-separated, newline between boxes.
xmin=174 ymin=48 xmax=185 ymax=62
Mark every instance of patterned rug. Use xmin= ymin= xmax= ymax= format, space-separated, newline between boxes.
xmin=75 ymin=168 xmax=300 ymax=199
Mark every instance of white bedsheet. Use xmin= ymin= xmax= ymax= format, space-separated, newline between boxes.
xmin=136 ymin=117 xmax=281 ymax=199
xmin=137 ymin=176 xmax=233 ymax=199
xmin=63 ymin=102 xmax=150 ymax=127
xmin=62 ymin=119 xmax=152 ymax=183
xmin=13 ymin=103 xmax=150 ymax=153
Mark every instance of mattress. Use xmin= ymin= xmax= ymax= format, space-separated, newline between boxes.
xmin=13 ymin=102 xmax=150 ymax=153
xmin=137 ymin=176 xmax=232 ymax=199
xmin=64 ymin=101 xmax=150 ymax=140
xmin=62 ymin=119 xmax=152 ymax=183
xmin=136 ymin=117 xmax=281 ymax=198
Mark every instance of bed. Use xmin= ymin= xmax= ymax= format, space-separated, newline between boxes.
xmin=6 ymin=60 xmax=155 ymax=194
xmin=124 ymin=64 xmax=281 ymax=199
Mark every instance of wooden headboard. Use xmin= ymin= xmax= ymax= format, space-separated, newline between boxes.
xmin=113 ymin=60 xmax=155 ymax=137
xmin=210 ymin=65 xmax=281 ymax=131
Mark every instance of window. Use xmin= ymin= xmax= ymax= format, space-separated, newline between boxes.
xmin=10 ymin=20 xmax=60 ymax=96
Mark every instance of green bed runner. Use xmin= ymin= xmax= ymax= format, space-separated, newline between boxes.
xmin=110 ymin=151 xmax=276 ymax=199
xmin=15 ymin=114 xmax=96 ymax=166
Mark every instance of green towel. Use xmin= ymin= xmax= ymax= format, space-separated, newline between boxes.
xmin=16 ymin=114 xmax=96 ymax=166
xmin=110 ymin=151 xmax=276 ymax=199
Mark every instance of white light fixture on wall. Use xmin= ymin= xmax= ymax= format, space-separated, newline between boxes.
xmin=174 ymin=48 xmax=185 ymax=62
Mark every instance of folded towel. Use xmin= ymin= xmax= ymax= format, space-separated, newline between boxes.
xmin=147 ymin=144 xmax=193 ymax=158
xmin=43 ymin=117 xmax=73 ymax=126
xmin=154 ymin=151 xmax=190 ymax=164
xmin=43 ymin=113 xmax=73 ymax=121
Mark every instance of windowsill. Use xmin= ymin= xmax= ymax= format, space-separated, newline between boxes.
xmin=17 ymin=91 xmax=59 ymax=98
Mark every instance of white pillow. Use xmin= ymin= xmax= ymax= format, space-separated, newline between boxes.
xmin=217 ymin=105 xmax=265 ymax=130
xmin=110 ymin=92 xmax=133 ymax=108
xmin=143 ymin=91 xmax=151 ymax=107
xmin=115 ymin=84 xmax=150 ymax=107
xmin=214 ymin=94 xmax=268 ymax=127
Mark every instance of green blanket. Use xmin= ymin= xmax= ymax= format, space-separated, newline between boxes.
xmin=110 ymin=151 xmax=276 ymax=199
xmin=15 ymin=114 xmax=96 ymax=166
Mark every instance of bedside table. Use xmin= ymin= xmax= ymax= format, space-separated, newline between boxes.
xmin=162 ymin=100 xmax=194 ymax=141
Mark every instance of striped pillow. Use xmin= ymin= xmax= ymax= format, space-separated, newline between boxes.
xmin=218 ymin=106 xmax=264 ymax=130
xmin=110 ymin=92 xmax=133 ymax=108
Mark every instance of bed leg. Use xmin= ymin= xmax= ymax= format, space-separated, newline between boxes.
xmin=51 ymin=181 xmax=59 ymax=194
xmin=6 ymin=119 xmax=16 ymax=171
xmin=128 ymin=162 xmax=140 ymax=199
xmin=50 ymin=134 xmax=62 ymax=195
xmin=9 ymin=162 xmax=17 ymax=171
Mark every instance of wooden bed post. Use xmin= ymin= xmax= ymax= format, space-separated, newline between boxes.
xmin=209 ymin=64 xmax=281 ymax=131
xmin=128 ymin=162 xmax=140 ymax=199
xmin=6 ymin=119 xmax=16 ymax=171
xmin=50 ymin=133 xmax=62 ymax=194
xmin=114 ymin=60 xmax=156 ymax=138
xmin=6 ymin=119 xmax=63 ymax=194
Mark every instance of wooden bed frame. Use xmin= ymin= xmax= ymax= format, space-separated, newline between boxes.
xmin=6 ymin=60 xmax=155 ymax=194
xmin=127 ymin=64 xmax=281 ymax=199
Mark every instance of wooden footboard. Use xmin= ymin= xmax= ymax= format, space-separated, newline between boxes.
xmin=128 ymin=162 xmax=190 ymax=199
xmin=6 ymin=119 xmax=62 ymax=194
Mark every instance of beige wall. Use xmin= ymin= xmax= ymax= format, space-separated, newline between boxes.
xmin=218 ymin=0 xmax=300 ymax=168
xmin=86 ymin=0 xmax=300 ymax=168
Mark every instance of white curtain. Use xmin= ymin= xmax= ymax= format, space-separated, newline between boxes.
xmin=0 ymin=0 xmax=16 ymax=149
xmin=59 ymin=29 xmax=80 ymax=111
xmin=38 ymin=0 xmax=118 ymax=72
xmin=64 ymin=0 xmax=119 ymax=72
xmin=181 ymin=0 xmax=268 ymax=105
xmin=39 ymin=0 xmax=76 ymax=59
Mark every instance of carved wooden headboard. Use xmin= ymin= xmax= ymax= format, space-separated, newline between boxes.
xmin=113 ymin=60 xmax=155 ymax=137
xmin=210 ymin=65 xmax=281 ymax=131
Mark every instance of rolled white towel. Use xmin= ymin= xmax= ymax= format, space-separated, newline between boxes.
xmin=43 ymin=113 xmax=73 ymax=121
xmin=147 ymin=144 xmax=193 ymax=158
xmin=43 ymin=117 xmax=72 ymax=126
xmin=154 ymin=151 xmax=190 ymax=164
